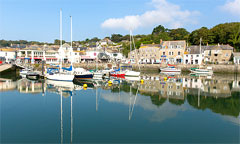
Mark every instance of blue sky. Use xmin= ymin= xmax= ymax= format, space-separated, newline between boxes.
xmin=0 ymin=0 xmax=239 ymax=43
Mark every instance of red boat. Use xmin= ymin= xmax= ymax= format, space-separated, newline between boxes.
xmin=110 ymin=73 xmax=125 ymax=77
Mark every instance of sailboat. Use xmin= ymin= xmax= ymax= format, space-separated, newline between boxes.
xmin=124 ymin=30 xmax=140 ymax=77
xmin=47 ymin=11 xmax=74 ymax=82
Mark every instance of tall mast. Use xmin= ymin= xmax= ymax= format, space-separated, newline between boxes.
xmin=70 ymin=16 xmax=72 ymax=48
xmin=60 ymin=9 xmax=63 ymax=69
xmin=70 ymin=16 xmax=73 ymax=65
xmin=200 ymin=37 xmax=202 ymax=54
xmin=129 ymin=29 xmax=132 ymax=60
xmin=60 ymin=9 xmax=63 ymax=48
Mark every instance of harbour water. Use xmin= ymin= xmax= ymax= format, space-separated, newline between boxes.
xmin=0 ymin=73 xmax=239 ymax=143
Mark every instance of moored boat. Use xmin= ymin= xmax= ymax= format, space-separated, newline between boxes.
xmin=26 ymin=72 xmax=40 ymax=80
xmin=74 ymin=68 xmax=93 ymax=80
xmin=160 ymin=64 xmax=181 ymax=73
xmin=190 ymin=67 xmax=213 ymax=74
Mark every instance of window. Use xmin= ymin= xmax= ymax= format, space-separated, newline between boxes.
xmin=169 ymin=52 xmax=171 ymax=55
xmin=186 ymin=55 xmax=188 ymax=57
xmin=178 ymin=52 xmax=180 ymax=55
xmin=226 ymin=53 xmax=228 ymax=56
xmin=163 ymin=52 xmax=165 ymax=55
xmin=172 ymin=52 xmax=174 ymax=55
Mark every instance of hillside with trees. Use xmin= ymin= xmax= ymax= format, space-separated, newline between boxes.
xmin=1 ymin=22 xmax=239 ymax=56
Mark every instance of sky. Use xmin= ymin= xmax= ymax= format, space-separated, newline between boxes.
xmin=0 ymin=0 xmax=239 ymax=43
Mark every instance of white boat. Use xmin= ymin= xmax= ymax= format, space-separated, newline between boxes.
xmin=74 ymin=68 xmax=93 ymax=80
xmin=160 ymin=64 xmax=181 ymax=73
xmin=20 ymin=68 xmax=32 ymax=78
xmin=190 ymin=67 xmax=213 ymax=74
xmin=124 ymin=70 xmax=140 ymax=77
xmin=47 ymin=11 xmax=75 ymax=82
xmin=47 ymin=73 xmax=74 ymax=82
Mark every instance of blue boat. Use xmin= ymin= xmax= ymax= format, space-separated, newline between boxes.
xmin=74 ymin=74 xmax=93 ymax=80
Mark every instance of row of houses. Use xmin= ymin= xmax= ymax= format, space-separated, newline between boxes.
xmin=0 ymin=43 xmax=124 ymax=64
xmin=128 ymin=40 xmax=240 ymax=65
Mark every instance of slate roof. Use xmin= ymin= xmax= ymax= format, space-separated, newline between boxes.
xmin=187 ymin=44 xmax=234 ymax=54
xmin=233 ymin=52 xmax=240 ymax=57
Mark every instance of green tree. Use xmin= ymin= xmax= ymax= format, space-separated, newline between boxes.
xmin=189 ymin=27 xmax=211 ymax=45
xmin=54 ymin=39 xmax=66 ymax=45
xmin=111 ymin=34 xmax=123 ymax=43
xmin=152 ymin=25 xmax=167 ymax=35
xmin=169 ymin=28 xmax=189 ymax=40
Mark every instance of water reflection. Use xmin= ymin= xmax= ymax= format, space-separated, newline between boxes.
xmin=1 ymin=74 xmax=239 ymax=119
xmin=1 ymin=74 xmax=239 ymax=143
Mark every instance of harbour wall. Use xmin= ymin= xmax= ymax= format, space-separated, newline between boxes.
xmin=22 ymin=63 xmax=240 ymax=74
xmin=72 ymin=63 xmax=240 ymax=74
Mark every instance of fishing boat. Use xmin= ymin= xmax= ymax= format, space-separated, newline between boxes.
xmin=74 ymin=68 xmax=93 ymax=80
xmin=26 ymin=72 xmax=40 ymax=80
xmin=160 ymin=64 xmax=181 ymax=73
xmin=110 ymin=68 xmax=125 ymax=77
xmin=190 ymin=67 xmax=213 ymax=74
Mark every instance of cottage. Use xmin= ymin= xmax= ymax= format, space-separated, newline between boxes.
xmin=233 ymin=52 xmax=240 ymax=64
xmin=203 ymin=45 xmax=233 ymax=64
xmin=184 ymin=46 xmax=204 ymax=65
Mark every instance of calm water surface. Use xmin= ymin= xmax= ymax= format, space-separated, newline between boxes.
xmin=0 ymin=73 xmax=240 ymax=143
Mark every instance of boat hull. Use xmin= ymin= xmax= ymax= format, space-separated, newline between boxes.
xmin=110 ymin=74 xmax=125 ymax=77
xmin=47 ymin=74 xmax=74 ymax=81
xmin=74 ymin=74 xmax=93 ymax=80
xmin=124 ymin=71 xmax=140 ymax=77
xmin=26 ymin=74 xmax=40 ymax=80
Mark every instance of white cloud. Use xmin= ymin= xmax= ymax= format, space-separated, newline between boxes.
xmin=101 ymin=0 xmax=199 ymax=30
xmin=222 ymin=0 xmax=240 ymax=17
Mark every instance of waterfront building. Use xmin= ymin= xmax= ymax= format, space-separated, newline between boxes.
xmin=202 ymin=44 xmax=233 ymax=64
xmin=128 ymin=40 xmax=186 ymax=64
xmin=135 ymin=44 xmax=160 ymax=64
xmin=233 ymin=52 xmax=240 ymax=64
xmin=0 ymin=48 xmax=16 ymax=63
xmin=184 ymin=46 xmax=204 ymax=65
xmin=160 ymin=40 xmax=186 ymax=64
xmin=17 ymin=48 xmax=58 ymax=64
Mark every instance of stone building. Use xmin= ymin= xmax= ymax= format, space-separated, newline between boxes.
xmin=160 ymin=40 xmax=186 ymax=64
xmin=202 ymin=44 xmax=233 ymax=64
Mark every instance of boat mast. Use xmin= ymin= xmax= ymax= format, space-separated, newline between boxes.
xmin=70 ymin=16 xmax=73 ymax=66
xmin=130 ymin=29 xmax=132 ymax=62
xmin=60 ymin=9 xmax=63 ymax=69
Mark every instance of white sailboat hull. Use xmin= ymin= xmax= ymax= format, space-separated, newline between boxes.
xmin=190 ymin=69 xmax=213 ymax=74
xmin=47 ymin=74 xmax=74 ymax=81
xmin=124 ymin=70 xmax=140 ymax=77
xmin=160 ymin=68 xmax=181 ymax=73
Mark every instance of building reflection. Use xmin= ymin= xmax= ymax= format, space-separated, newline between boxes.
xmin=0 ymin=75 xmax=239 ymax=118
xmin=0 ymin=78 xmax=17 ymax=91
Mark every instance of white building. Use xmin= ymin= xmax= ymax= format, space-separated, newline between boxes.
xmin=233 ymin=52 xmax=240 ymax=65
xmin=109 ymin=52 xmax=124 ymax=61
xmin=0 ymin=48 xmax=16 ymax=63
xmin=184 ymin=46 xmax=204 ymax=65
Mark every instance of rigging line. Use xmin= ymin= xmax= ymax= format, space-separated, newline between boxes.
xmin=129 ymin=85 xmax=139 ymax=120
